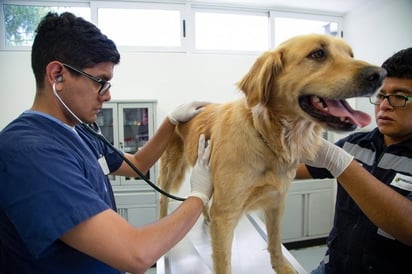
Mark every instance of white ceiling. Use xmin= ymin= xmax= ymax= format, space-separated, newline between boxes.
xmin=191 ymin=0 xmax=370 ymax=14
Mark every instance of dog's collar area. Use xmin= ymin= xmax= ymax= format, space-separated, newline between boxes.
xmin=256 ymin=131 xmax=277 ymax=156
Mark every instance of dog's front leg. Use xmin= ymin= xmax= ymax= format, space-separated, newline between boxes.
xmin=209 ymin=205 xmax=240 ymax=274
xmin=264 ymin=194 xmax=296 ymax=274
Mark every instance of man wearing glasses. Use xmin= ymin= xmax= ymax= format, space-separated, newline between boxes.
xmin=296 ymin=48 xmax=412 ymax=273
xmin=0 ymin=12 xmax=213 ymax=274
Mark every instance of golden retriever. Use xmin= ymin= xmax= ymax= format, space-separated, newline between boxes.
xmin=158 ymin=34 xmax=386 ymax=274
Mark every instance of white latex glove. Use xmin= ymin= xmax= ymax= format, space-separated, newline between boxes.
xmin=303 ymin=138 xmax=354 ymax=178
xmin=188 ymin=134 xmax=213 ymax=206
xmin=168 ymin=101 xmax=209 ymax=125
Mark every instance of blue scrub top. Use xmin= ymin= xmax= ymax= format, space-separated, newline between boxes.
xmin=0 ymin=111 xmax=124 ymax=273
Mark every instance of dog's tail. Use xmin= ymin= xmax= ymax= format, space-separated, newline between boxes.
xmin=158 ymin=131 xmax=189 ymax=218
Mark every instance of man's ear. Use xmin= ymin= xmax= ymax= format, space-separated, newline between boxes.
xmin=45 ymin=61 xmax=64 ymax=85
xmin=237 ymin=50 xmax=283 ymax=107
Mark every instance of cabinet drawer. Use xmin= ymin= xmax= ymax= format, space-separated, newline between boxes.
xmin=118 ymin=206 xmax=157 ymax=227
xmin=114 ymin=191 xmax=157 ymax=206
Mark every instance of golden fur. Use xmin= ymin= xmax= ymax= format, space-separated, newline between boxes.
xmin=158 ymin=34 xmax=386 ymax=274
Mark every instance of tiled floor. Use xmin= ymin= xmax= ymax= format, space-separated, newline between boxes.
xmin=289 ymin=245 xmax=327 ymax=273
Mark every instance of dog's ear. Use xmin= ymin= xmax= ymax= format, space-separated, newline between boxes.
xmin=237 ymin=50 xmax=283 ymax=107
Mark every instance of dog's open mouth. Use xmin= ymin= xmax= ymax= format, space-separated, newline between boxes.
xmin=299 ymin=95 xmax=371 ymax=131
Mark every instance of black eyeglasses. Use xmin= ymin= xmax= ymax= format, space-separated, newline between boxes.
xmin=369 ymin=93 xmax=412 ymax=108
xmin=63 ymin=63 xmax=111 ymax=96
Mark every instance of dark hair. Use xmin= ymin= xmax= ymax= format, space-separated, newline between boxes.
xmin=31 ymin=12 xmax=120 ymax=88
xmin=381 ymin=48 xmax=412 ymax=79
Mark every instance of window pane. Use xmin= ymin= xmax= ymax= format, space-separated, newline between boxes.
xmin=98 ymin=8 xmax=181 ymax=47
xmin=3 ymin=4 xmax=90 ymax=47
xmin=274 ymin=17 xmax=338 ymax=46
xmin=195 ymin=11 xmax=268 ymax=51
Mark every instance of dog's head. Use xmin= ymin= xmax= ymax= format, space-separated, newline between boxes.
xmin=238 ymin=34 xmax=387 ymax=131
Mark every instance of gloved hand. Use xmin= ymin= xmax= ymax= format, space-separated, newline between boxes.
xmin=168 ymin=101 xmax=209 ymax=125
xmin=303 ymin=138 xmax=354 ymax=178
xmin=188 ymin=134 xmax=213 ymax=206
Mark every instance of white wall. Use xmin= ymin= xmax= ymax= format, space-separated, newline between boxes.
xmin=110 ymin=52 xmax=255 ymax=118
xmin=0 ymin=51 xmax=35 ymax=128
xmin=0 ymin=50 xmax=256 ymax=129
xmin=343 ymin=0 xmax=412 ymax=132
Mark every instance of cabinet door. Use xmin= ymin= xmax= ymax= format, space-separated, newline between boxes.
xmin=280 ymin=179 xmax=334 ymax=242
xmin=115 ymin=191 xmax=158 ymax=226
xmin=118 ymin=103 xmax=156 ymax=186
xmin=281 ymin=193 xmax=304 ymax=241
xmin=307 ymin=190 xmax=334 ymax=237
xmin=96 ymin=103 xmax=119 ymax=185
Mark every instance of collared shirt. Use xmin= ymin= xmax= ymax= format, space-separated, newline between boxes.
xmin=307 ymin=128 xmax=412 ymax=274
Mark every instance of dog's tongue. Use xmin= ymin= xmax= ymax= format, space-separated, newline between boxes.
xmin=324 ymin=99 xmax=371 ymax=127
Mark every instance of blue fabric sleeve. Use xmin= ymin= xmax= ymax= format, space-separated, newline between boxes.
xmin=306 ymin=165 xmax=334 ymax=178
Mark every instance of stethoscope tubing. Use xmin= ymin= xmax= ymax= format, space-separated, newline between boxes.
xmin=53 ymin=83 xmax=184 ymax=201
xmin=83 ymin=123 xmax=186 ymax=202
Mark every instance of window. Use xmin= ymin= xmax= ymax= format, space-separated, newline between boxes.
xmin=272 ymin=13 xmax=340 ymax=47
xmin=194 ymin=10 xmax=269 ymax=52
xmin=2 ymin=3 xmax=90 ymax=47
xmin=97 ymin=7 xmax=182 ymax=48
xmin=1 ymin=1 xmax=342 ymax=53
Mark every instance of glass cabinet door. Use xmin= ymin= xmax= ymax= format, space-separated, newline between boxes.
xmin=96 ymin=108 xmax=114 ymax=144
xmin=97 ymin=102 xmax=156 ymax=188
xmin=118 ymin=103 xmax=155 ymax=185
xmin=96 ymin=103 xmax=118 ymax=183
xmin=121 ymin=107 xmax=149 ymax=153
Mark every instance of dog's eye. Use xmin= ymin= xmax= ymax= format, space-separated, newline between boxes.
xmin=308 ymin=49 xmax=326 ymax=60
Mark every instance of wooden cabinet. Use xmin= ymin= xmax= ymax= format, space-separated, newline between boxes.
xmin=97 ymin=100 xmax=158 ymax=226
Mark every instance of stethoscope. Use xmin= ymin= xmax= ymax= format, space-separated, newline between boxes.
xmin=53 ymin=82 xmax=186 ymax=201
xmin=83 ymin=122 xmax=185 ymax=201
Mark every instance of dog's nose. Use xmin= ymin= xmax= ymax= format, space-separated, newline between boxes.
xmin=361 ymin=66 xmax=387 ymax=91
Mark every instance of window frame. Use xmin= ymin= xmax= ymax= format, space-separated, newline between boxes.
xmin=270 ymin=11 xmax=343 ymax=47
xmin=0 ymin=1 xmax=343 ymax=54
xmin=189 ymin=5 xmax=271 ymax=55
xmin=90 ymin=1 xmax=187 ymax=53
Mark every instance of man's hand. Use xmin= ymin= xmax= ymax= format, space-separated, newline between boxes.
xmin=188 ymin=134 xmax=213 ymax=206
xmin=168 ymin=101 xmax=209 ymax=125
xmin=303 ymin=138 xmax=354 ymax=178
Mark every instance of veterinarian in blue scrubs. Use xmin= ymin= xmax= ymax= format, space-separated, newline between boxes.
xmin=297 ymin=48 xmax=412 ymax=273
xmin=0 ymin=12 xmax=213 ymax=274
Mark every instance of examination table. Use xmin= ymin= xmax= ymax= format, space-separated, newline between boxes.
xmin=156 ymin=213 xmax=307 ymax=274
